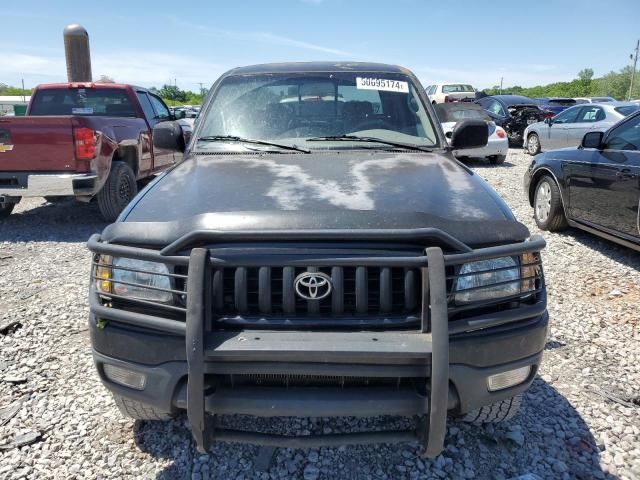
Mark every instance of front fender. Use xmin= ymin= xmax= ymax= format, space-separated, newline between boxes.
xmin=527 ymin=160 xmax=566 ymax=207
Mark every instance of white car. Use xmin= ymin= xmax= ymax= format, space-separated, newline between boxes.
xmin=425 ymin=83 xmax=476 ymax=104
xmin=434 ymin=103 xmax=509 ymax=164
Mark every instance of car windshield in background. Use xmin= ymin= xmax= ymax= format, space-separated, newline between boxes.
xmin=434 ymin=104 xmax=490 ymax=122
xmin=442 ymin=84 xmax=474 ymax=93
xmin=196 ymin=72 xmax=438 ymax=151
xmin=30 ymin=88 xmax=136 ymax=117
xmin=547 ymin=99 xmax=576 ymax=106
xmin=615 ymin=105 xmax=640 ymax=116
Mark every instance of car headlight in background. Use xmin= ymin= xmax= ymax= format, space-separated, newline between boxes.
xmin=95 ymin=255 xmax=173 ymax=304
xmin=454 ymin=255 xmax=538 ymax=305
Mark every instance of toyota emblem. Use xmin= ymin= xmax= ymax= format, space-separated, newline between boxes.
xmin=294 ymin=272 xmax=332 ymax=300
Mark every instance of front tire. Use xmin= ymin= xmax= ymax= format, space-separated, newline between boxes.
xmin=97 ymin=162 xmax=137 ymax=222
xmin=459 ymin=394 xmax=522 ymax=425
xmin=0 ymin=202 xmax=15 ymax=219
xmin=112 ymin=394 xmax=174 ymax=421
xmin=533 ymin=175 xmax=568 ymax=231
xmin=527 ymin=133 xmax=541 ymax=155
xmin=489 ymin=154 xmax=507 ymax=165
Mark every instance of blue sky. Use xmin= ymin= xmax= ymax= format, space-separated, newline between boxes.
xmin=1 ymin=0 xmax=638 ymax=91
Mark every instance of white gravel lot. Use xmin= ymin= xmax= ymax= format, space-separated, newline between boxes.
xmin=0 ymin=148 xmax=639 ymax=480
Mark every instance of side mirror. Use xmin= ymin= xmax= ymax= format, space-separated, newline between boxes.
xmin=152 ymin=121 xmax=185 ymax=152
xmin=173 ymin=109 xmax=186 ymax=120
xmin=449 ymin=119 xmax=489 ymax=150
xmin=581 ymin=131 xmax=604 ymax=149
xmin=544 ymin=117 xmax=552 ymax=125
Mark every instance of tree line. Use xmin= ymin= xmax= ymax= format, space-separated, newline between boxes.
xmin=3 ymin=64 xmax=638 ymax=103
xmin=483 ymin=65 xmax=639 ymax=100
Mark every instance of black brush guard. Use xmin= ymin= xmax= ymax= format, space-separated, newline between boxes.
xmin=87 ymin=229 xmax=545 ymax=458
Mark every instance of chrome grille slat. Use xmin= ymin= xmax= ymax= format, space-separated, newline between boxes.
xmin=282 ymin=267 xmax=296 ymax=314
xmin=380 ymin=267 xmax=392 ymax=313
xmin=258 ymin=267 xmax=271 ymax=314
xmin=331 ymin=266 xmax=344 ymax=314
xmin=404 ymin=269 xmax=417 ymax=311
xmin=212 ymin=269 xmax=224 ymax=311
xmin=234 ymin=267 xmax=248 ymax=313
xmin=355 ymin=266 xmax=368 ymax=314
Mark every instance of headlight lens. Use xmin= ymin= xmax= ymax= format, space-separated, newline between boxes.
xmin=454 ymin=256 xmax=520 ymax=304
xmin=96 ymin=256 xmax=173 ymax=304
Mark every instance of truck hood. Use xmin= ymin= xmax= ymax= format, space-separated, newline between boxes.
xmin=108 ymin=151 xmax=528 ymax=247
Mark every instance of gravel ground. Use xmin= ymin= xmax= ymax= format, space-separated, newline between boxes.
xmin=1 ymin=148 xmax=639 ymax=480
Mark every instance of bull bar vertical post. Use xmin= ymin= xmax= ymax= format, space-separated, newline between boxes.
xmin=185 ymin=248 xmax=212 ymax=453
xmin=422 ymin=247 xmax=449 ymax=458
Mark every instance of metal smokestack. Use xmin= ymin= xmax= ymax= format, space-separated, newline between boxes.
xmin=63 ymin=24 xmax=92 ymax=82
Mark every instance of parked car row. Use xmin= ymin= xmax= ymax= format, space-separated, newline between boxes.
xmin=424 ymin=80 xmax=637 ymax=151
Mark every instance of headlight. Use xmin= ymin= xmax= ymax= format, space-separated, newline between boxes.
xmin=454 ymin=256 xmax=530 ymax=305
xmin=95 ymin=256 xmax=173 ymax=304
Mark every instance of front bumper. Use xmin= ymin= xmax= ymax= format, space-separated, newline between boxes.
xmin=453 ymin=136 xmax=509 ymax=158
xmin=0 ymin=172 xmax=97 ymax=197
xmin=87 ymin=231 xmax=547 ymax=457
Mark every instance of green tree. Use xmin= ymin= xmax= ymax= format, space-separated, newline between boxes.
xmin=158 ymin=84 xmax=187 ymax=102
xmin=0 ymin=83 xmax=32 ymax=96
xmin=578 ymin=68 xmax=594 ymax=81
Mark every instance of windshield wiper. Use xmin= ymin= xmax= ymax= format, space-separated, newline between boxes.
xmin=307 ymin=135 xmax=433 ymax=152
xmin=196 ymin=135 xmax=310 ymax=153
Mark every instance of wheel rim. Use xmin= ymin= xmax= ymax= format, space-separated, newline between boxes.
xmin=535 ymin=181 xmax=552 ymax=222
xmin=528 ymin=135 xmax=539 ymax=153
xmin=118 ymin=178 xmax=132 ymax=203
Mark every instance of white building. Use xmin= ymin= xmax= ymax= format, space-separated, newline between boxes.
xmin=0 ymin=96 xmax=31 ymax=115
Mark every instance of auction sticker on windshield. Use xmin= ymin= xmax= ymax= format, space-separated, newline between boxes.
xmin=356 ymin=77 xmax=409 ymax=93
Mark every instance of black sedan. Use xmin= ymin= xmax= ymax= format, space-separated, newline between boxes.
xmin=476 ymin=95 xmax=546 ymax=145
xmin=524 ymin=110 xmax=640 ymax=251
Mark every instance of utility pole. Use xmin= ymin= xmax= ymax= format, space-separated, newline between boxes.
xmin=197 ymin=82 xmax=204 ymax=96
xmin=499 ymin=77 xmax=503 ymax=94
xmin=21 ymin=78 xmax=25 ymax=102
xmin=628 ymin=39 xmax=639 ymax=100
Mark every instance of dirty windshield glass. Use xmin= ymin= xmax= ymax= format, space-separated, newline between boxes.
xmin=196 ymin=72 xmax=438 ymax=151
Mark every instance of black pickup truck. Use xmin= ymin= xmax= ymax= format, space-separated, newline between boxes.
xmin=87 ymin=62 xmax=548 ymax=457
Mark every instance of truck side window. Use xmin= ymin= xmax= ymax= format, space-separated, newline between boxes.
xmin=149 ymin=95 xmax=171 ymax=121
xmin=136 ymin=92 xmax=156 ymax=123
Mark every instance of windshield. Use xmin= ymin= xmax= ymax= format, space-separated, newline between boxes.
xmin=434 ymin=104 xmax=490 ymax=122
xmin=196 ymin=72 xmax=438 ymax=151
xmin=615 ymin=105 xmax=640 ymax=116
xmin=30 ymin=88 xmax=135 ymax=117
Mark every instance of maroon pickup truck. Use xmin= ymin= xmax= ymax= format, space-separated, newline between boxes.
xmin=0 ymin=82 xmax=185 ymax=221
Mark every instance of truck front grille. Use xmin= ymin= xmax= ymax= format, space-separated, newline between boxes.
xmin=211 ymin=266 xmax=422 ymax=328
